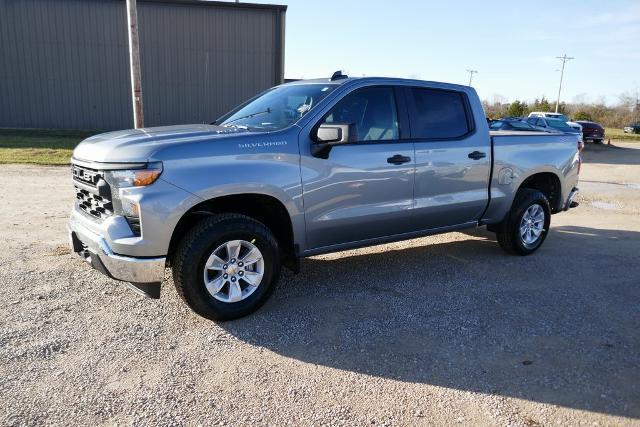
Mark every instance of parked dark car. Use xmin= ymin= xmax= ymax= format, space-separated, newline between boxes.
xmin=489 ymin=119 xmax=541 ymax=131
xmin=624 ymin=122 xmax=640 ymax=134
xmin=576 ymin=121 xmax=605 ymax=144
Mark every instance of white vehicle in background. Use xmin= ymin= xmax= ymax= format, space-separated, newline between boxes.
xmin=528 ymin=112 xmax=582 ymax=135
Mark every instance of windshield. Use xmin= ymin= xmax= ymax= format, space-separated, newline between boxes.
xmin=219 ymin=84 xmax=338 ymax=131
xmin=546 ymin=118 xmax=575 ymax=132
xmin=509 ymin=120 xmax=535 ymax=130
xmin=546 ymin=113 xmax=570 ymax=122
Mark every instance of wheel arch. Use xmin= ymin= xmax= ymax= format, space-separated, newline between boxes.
xmin=484 ymin=167 xmax=565 ymax=227
xmin=167 ymin=192 xmax=299 ymax=272
xmin=517 ymin=171 xmax=563 ymax=213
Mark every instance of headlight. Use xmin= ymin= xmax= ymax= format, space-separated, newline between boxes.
xmin=103 ymin=161 xmax=163 ymax=189
xmin=104 ymin=162 xmax=163 ymax=218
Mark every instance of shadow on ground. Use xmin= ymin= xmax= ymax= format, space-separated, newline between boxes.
xmin=222 ymin=226 xmax=640 ymax=418
xmin=581 ymin=142 xmax=640 ymax=165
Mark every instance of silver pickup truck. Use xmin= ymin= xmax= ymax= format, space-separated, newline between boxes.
xmin=69 ymin=73 xmax=580 ymax=320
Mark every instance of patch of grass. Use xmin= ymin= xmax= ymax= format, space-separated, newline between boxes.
xmin=0 ymin=129 xmax=97 ymax=165
xmin=606 ymin=127 xmax=640 ymax=142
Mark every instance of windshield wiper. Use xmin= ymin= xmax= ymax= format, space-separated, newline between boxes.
xmin=223 ymin=108 xmax=272 ymax=126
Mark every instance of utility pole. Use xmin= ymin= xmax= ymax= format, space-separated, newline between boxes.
xmin=467 ymin=69 xmax=478 ymax=86
xmin=554 ymin=54 xmax=574 ymax=113
xmin=126 ymin=0 xmax=144 ymax=128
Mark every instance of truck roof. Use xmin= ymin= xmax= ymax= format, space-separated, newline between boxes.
xmin=282 ymin=76 xmax=473 ymax=92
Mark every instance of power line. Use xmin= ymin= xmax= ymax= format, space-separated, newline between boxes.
xmin=466 ymin=69 xmax=478 ymax=86
xmin=555 ymin=54 xmax=574 ymax=113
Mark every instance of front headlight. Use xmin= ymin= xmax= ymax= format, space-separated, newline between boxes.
xmin=103 ymin=161 xmax=163 ymax=189
xmin=104 ymin=162 xmax=163 ymax=218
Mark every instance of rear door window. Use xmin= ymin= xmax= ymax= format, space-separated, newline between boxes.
xmin=407 ymin=88 xmax=471 ymax=139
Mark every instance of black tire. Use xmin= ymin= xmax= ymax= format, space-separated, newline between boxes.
xmin=594 ymin=139 xmax=603 ymax=144
xmin=172 ymin=213 xmax=281 ymax=321
xmin=495 ymin=188 xmax=551 ymax=256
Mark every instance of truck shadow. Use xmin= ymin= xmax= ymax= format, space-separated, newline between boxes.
xmin=220 ymin=225 xmax=640 ymax=419
xmin=581 ymin=142 xmax=640 ymax=166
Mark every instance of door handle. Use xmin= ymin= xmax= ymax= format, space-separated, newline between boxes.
xmin=387 ymin=154 xmax=411 ymax=165
xmin=468 ymin=151 xmax=486 ymax=160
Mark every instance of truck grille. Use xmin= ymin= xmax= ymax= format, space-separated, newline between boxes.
xmin=72 ymin=164 xmax=113 ymax=220
xmin=76 ymin=188 xmax=113 ymax=219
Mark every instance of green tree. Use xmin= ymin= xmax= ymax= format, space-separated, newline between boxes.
xmin=573 ymin=111 xmax=593 ymax=121
xmin=506 ymin=100 xmax=528 ymax=117
xmin=531 ymin=96 xmax=553 ymax=112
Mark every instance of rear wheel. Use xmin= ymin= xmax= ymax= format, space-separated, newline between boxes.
xmin=172 ymin=214 xmax=281 ymax=321
xmin=495 ymin=189 xmax=551 ymax=255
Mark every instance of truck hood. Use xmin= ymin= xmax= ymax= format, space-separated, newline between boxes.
xmin=72 ymin=124 xmax=251 ymax=163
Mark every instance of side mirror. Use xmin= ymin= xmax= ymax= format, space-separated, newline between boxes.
xmin=311 ymin=123 xmax=353 ymax=158
xmin=315 ymin=124 xmax=350 ymax=143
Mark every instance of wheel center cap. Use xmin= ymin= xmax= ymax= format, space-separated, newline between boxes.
xmin=227 ymin=265 xmax=238 ymax=275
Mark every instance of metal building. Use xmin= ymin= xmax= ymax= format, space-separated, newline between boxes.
xmin=0 ymin=0 xmax=286 ymax=130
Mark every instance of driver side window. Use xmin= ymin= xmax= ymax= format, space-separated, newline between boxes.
xmin=321 ymin=87 xmax=399 ymax=142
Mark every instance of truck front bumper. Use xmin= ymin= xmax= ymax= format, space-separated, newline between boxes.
xmin=68 ymin=215 xmax=165 ymax=298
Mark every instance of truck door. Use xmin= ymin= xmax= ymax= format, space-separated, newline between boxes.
xmin=405 ymin=86 xmax=491 ymax=229
xmin=299 ymin=86 xmax=415 ymax=250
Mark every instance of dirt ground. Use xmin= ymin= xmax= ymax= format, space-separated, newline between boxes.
xmin=1 ymin=142 xmax=639 ymax=426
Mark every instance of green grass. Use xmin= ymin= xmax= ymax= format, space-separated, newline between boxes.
xmin=605 ymin=127 xmax=640 ymax=142
xmin=0 ymin=129 xmax=97 ymax=165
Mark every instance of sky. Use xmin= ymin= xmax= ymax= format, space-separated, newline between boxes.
xmin=255 ymin=0 xmax=640 ymax=105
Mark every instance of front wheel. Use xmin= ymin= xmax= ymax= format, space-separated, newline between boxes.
xmin=495 ymin=189 xmax=551 ymax=255
xmin=172 ymin=214 xmax=281 ymax=321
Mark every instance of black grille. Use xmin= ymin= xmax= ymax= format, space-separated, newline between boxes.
xmin=76 ymin=187 xmax=113 ymax=219
xmin=72 ymin=164 xmax=113 ymax=220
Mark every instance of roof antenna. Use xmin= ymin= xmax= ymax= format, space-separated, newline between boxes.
xmin=330 ymin=70 xmax=348 ymax=81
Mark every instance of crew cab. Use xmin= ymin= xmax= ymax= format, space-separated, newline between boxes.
xmin=68 ymin=73 xmax=580 ymax=320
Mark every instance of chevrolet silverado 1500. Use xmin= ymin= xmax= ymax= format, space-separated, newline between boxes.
xmin=69 ymin=73 xmax=580 ymax=320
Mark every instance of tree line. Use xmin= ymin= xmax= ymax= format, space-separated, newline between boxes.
xmin=482 ymin=94 xmax=640 ymax=128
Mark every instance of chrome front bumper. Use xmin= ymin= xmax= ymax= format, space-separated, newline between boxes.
xmin=68 ymin=215 xmax=165 ymax=298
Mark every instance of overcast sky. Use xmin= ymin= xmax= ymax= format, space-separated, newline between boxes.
xmin=255 ymin=0 xmax=640 ymax=105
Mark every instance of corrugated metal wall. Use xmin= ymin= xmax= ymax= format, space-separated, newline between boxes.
xmin=0 ymin=0 xmax=286 ymax=130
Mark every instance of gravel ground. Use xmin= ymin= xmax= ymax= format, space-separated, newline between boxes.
xmin=1 ymin=142 xmax=639 ymax=426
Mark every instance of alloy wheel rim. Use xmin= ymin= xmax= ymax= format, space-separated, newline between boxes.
xmin=203 ymin=240 xmax=264 ymax=303
xmin=519 ymin=203 xmax=545 ymax=247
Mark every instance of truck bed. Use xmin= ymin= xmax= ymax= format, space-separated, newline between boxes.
xmin=481 ymin=130 xmax=581 ymax=224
